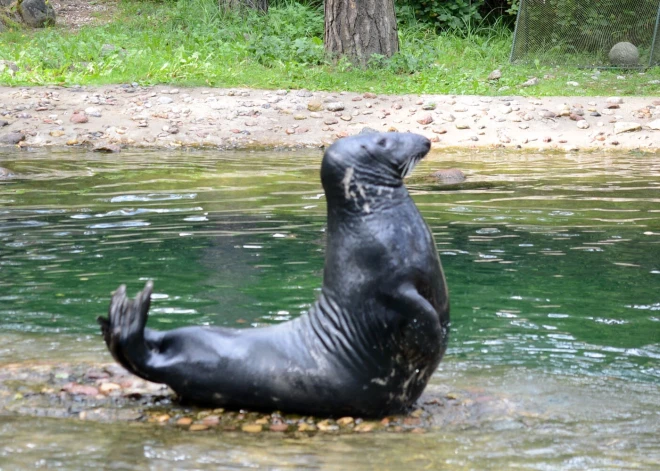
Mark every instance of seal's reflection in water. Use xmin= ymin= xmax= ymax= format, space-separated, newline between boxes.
xmin=98 ymin=132 xmax=450 ymax=417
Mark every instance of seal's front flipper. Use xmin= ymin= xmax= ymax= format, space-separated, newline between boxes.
xmin=389 ymin=283 xmax=446 ymax=356
xmin=97 ymin=281 xmax=157 ymax=381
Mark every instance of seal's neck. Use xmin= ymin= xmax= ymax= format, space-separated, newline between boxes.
xmin=323 ymin=167 xmax=408 ymax=218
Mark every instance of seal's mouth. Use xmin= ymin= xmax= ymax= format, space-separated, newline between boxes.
xmin=399 ymin=153 xmax=424 ymax=178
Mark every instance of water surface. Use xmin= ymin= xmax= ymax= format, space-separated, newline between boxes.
xmin=0 ymin=147 xmax=658 ymax=469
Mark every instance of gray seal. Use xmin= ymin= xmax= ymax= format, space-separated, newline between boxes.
xmin=98 ymin=132 xmax=450 ymax=417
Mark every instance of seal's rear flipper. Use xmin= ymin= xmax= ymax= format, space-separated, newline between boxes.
xmin=97 ymin=282 xmax=157 ymax=381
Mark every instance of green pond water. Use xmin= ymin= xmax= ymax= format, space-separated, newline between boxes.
xmin=0 ymin=147 xmax=658 ymax=469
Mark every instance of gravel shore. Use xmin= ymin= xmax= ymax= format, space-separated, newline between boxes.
xmin=1 ymin=85 xmax=659 ymax=152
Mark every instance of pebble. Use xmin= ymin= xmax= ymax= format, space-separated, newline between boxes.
xmin=487 ymin=69 xmax=501 ymax=81
xmin=326 ymin=102 xmax=345 ymax=112
xmin=62 ymin=383 xmax=99 ymax=396
xmin=648 ymin=119 xmax=660 ymax=130
xmin=99 ymin=382 xmax=121 ymax=394
xmin=316 ymin=420 xmax=339 ymax=432
xmin=455 ymin=123 xmax=470 ymax=130
xmin=363 ymin=92 xmax=377 ymax=99
xmin=614 ymin=122 xmax=642 ymax=134
xmin=158 ymin=96 xmax=174 ymax=105
xmin=521 ymin=77 xmax=539 ymax=87
xmin=85 ymin=107 xmax=102 ymax=117
xmin=577 ymin=120 xmax=590 ymax=129
xmin=354 ymin=422 xmax=377 ymax=433
xmin=566 ymin=81 xmax=579 ymax=87
xmin=70 ymin=112 xmax=89 ymax=124
xmin=0 ymin=131 xmax=25 ymax=144
xmin=189 ymin=424 xmax=209 ymax=432
xmin=421 ymin=102 xmax=436 ymax=110
xmin=92 ymin=143 xmax=121 ymax=153
xmin=417 ymin=114 xmax=433 ymax=125
xmin=336 ymin=417 xmax=354 ymax=426
xmin=323 ymin=118 xmax=338 ymax=125
xmin=607 ymin=97 xmax=624 ymax=104
xmin=298 ymin=422 xmax=317 ymax=432
xmin=307 ymin=100 xmax=323 ymax=112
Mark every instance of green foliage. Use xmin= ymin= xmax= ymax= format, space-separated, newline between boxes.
xmin=514 ymin=0 xmax=659 ymax=53
xmin=0 ymin=0 xmax=658 ymax=95
xmin=397 ymin=0 xmax=484 ymax=30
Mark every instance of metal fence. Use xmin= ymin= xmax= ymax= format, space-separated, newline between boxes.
xmin=510 ymin=0 xmax=660 ymax=68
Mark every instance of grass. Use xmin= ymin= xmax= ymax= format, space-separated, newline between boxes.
xmin=0 ymin=0 xmax=658 ymax=96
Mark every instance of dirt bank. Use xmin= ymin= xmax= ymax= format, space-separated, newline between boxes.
xmin=0 ymin=85 xmax=658 ymax=152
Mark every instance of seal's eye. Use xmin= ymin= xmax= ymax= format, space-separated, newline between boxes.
xmin=377 ymin=137 xmax=387 ymax=147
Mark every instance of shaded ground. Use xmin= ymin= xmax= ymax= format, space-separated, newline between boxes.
xmin=51 ymin=0 xmax=118 ymax=30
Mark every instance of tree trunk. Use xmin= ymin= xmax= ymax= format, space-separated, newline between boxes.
xmin=219 ymin=0 xmax=268 ymax=13
xmin=324 ymin=0 xmax=399 ymax=67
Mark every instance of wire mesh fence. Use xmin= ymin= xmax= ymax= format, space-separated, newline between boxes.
xmin=510 ymin=0 xmax=660 ymax=68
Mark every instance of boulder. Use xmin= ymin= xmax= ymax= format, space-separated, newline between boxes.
xmin=608 ymin=42 xmax=639 ymax=67
xmin=18 ymin=0 xmax=56 ymax=28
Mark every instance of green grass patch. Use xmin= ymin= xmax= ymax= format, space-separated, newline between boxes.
xmin=0 ymin=0 xmax=658 ymax=96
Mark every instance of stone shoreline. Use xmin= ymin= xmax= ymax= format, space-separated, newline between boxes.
xmin=0 ymin=85 xmax=659 ymax=153
xmin=0 ymin=359 xmax=520 ymax=433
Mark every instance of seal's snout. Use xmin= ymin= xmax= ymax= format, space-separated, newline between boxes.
xmin=389 ymin=133 xmax=431 ymax=178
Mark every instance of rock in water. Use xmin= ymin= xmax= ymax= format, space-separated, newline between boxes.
xmin=609 ymin=42 xmax=639 ymax=67
xmin=0 ymin=167 xmax=15 ymax=179
xmin=431 ymin=169 xmax=466 ymax=184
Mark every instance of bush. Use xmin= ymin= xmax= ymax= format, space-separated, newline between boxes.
xmin=397 ymin=0 xmax=485 ymax=30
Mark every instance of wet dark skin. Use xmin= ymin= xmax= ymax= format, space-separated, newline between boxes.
xmin=99 ymin=132 xmax=450 ymax=417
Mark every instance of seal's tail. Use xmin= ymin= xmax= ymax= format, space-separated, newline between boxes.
xmin=97 ymin=281 xmax=155 ymax=381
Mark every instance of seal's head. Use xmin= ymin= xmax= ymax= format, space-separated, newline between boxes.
xmin=321 ymin=132 xmax=431 ymax=194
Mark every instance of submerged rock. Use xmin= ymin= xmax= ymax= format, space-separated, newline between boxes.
xmin=0 ymin=166 xmax=14 ymax=178
xmin=431 ymin=169 xmax=466 ymax=184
